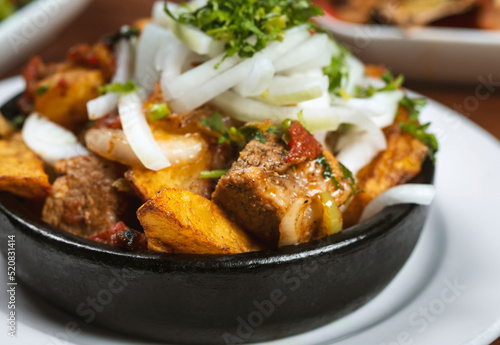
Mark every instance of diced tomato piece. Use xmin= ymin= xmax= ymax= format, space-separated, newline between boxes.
xmin=285 ymin=121 xmax=323 ymax=164
xmin=90 ymin=222 xmax=148 ymax=251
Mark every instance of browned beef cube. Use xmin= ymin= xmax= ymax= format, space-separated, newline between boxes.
xmin=42 ymin=154 xmax=122 ymax=237
xmin=212 ymin=133 xmax=352 ymax=247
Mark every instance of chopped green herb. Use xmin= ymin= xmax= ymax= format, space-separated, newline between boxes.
xmin=200 ymin=170 xmax=228 ymax=179
xmin=103 ymin=26 xmax=141 ymax=46
xmin=354 ymin=70 xmax=404 ymax=98
xmin=323 ymin=47 xmax=349 ymax=94
xmin=35 ymin=84 xmax=50 ymax=96
xmin=266 ymin=125 xmax=283 ymax=134
xmin=399 ymin=96 xmax=427 ymax=120
xmin=316 ymin=154 xmax=339 ymax=188
xmin=297 ymin=110 xmax=313 ymax=134
xmin=99 ymin=81 xmax=138 ymax=96
xmin=338 ymin=161 xmax=362 ymax=195
xmin=201 ymin=112 xmax=265 ymax=148
xmin=10 ymin=115 xmax=25 ymax=129
xmin=400 ymin=122 xmax=439 ymax=162
xmin=148 ymin=103 xmax=171 ymax=121
xmin=165 ymin=0 xmax=323 ymax=62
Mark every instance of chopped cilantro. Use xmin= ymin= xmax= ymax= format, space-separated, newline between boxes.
xmin=165 ymin=0 xmax=323 ymax=61
xmin=400 ymin=122 xmax=439 ymax=162
xmin=201 ymin=112 xmax=265 ymax=148
xmin=148 ymin=103 xmax=171 ymax=121
xmin=200 ymin=170 xmax=228 ymax=179
xmin=338 ymin=161 xmax=362 ymax=195
xmin=323 ymin=47 xmax=349 ymax=95
xmin=99 ymin=81 xmax=138 ymax=96
xmin=399 ymin=96 xmax=427 ymax=120
xmin=10 ymin=115 xmax=25 ymax=129
xmin=316 ymin=154 xmax=340 ymax=188
xmin=354 ymin=70 xmax=404 ymax=98
xmin=35 ymin=84 xmax=50 ymax=96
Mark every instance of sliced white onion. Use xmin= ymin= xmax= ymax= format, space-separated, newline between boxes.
xmin=86 ymin=35 xmax=135 ymax=120
xmin=346 ymin=90 xmax=404 ymax=128
xmin=85 ymin=128 xmax=204 ymax=168
xmin=169 ymin=54 xmax=260 ymax=113
xmin=152 ymin=1 xmax=174 ymax=27
xmin=343 ymin=55 xmax=365 ymax=94
xmin=87 ymin=93 xmax=120 ymax=120
xmin=273 ymin=33 xmax=329 ymax=72
xmin=112 ymin=36 xmax=135 ymax=84
xmin=211 ymin=90 xmax=341 ymax=131
xmin=233 ymin=57 xmax=275 ymax=97
xmin=282 ymin=40 xmax=339 ymax=75
xmin=359 ymin=184 xmax=436 ymax=223
xmin=135 ymin=23 xmax=174 ymax=94
xmin=118 ymin=91 xmax=170 ymax=171
xmin=22 ymin=113 xmax=89 ymax=166
xmin=254 ymin=75 xmax=328 ymax=106
xmin=166 ymin=16 xmax=225 ymax=58
xmin=336 ymin=110 xmax=387 ymax=176
xmin=162 ymin=24 xmax=309 ymax=102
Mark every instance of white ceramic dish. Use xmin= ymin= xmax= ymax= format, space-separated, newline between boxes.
xmin=315 ymin=6 xmax=500 ymax=84
xmin=0 ymin=76 xmax=499 ymax=345
xmin=0 ymin=0 xmax=91 ymax=76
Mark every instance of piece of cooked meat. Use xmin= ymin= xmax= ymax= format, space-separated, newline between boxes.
xmin=212 ymin=131 xmax=352 ymax=247
xmin=42 ymin=154 xmax=122 ymax=237
xmin=342 ymin=108 xmax=429 ymax=227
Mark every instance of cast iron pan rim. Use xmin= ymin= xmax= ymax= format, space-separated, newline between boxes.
xmin=0 ymin=192 xmax=418 ymax=269
xmin=0 ymin=93 xmax=431 ymax=271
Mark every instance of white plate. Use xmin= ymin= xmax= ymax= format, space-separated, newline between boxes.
xmin=315 ymin=6 xmax=500 ymax=83
xmin=1 ymin=76 xmax=500 ymax=345
xmin=0 ymin=0 xmax=91 ymax=76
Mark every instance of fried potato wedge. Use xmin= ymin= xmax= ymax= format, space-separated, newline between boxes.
xmin=0 ymin=133 xmax=50 ymax=199
xmin=125 ymin=124 xmax=213 ymax=200
xmin=137 ymin=189 xmax=263 ymax=254
xmin=343 ymin=109 xmax=429 ymax=227
xmin=125 ymin=155 xmax=212 ymax=201
xmin=34 ymin=68 xmax=104 ymax=130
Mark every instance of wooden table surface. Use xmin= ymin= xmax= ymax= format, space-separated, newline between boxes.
xmin=2 ymin=0 xmax=499 ymax=343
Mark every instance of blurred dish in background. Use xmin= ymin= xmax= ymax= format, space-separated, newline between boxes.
xmin=0 ymin=0 xmax=91 ymax=76
xmin=321 ymin=0 xmax=500 ymax=30
xmin=315 ymin=0 xmax=500 ymax=83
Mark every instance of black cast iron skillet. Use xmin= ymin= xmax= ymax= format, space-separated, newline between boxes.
xmin=0 ymin=94 xmax=434 ymax=344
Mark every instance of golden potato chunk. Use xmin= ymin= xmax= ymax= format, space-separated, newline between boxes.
xmin=0 ymin=133 xmax=50 ymax=199
xmin=137 ymin=189 xmax=263 ymax=254
xmin=343 ymin=109 xmax=428 ymax=227
xmin=34 ymin=68 xmax=104 ymax=130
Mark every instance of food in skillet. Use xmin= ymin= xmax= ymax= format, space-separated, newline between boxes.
xmin=0 ymin=0 xmax=437 ymax=254
xmin=0 ymin=0 xmax=34 ymax=21
xmin=324 ymin=0 xmax=500 ymax=30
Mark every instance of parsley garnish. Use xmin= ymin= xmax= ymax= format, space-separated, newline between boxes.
xmin=148 ymin=103 xmax=171 ymax=121
xmin=316 ymin=154 xmax=340 ymax=188
xmin=338 ymin=161 xmax=362 ymax=195
xmin=35 ymin=84 xmax=50 ymax=96
xmin=103 ymin=26 xmax=141 ymax=47
xmin=99 ymin=81 xmax=138 ymax=96
xmin=399 ymin=96 xmax=427 ymax=120
xmin=201 ymin=112 xmax=265 ymax=148
xmin=323 ymin=47 xmax=349 ymax=95
xmin=400 ymin=122 xmax=439 ymax=162
xmin=166 ymin=0 xmax=323 ymax=61
xmin=354 ymin=71 xmax=404 ymax=98
xmin=200 ymin=170 xmax=228 ymax=179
